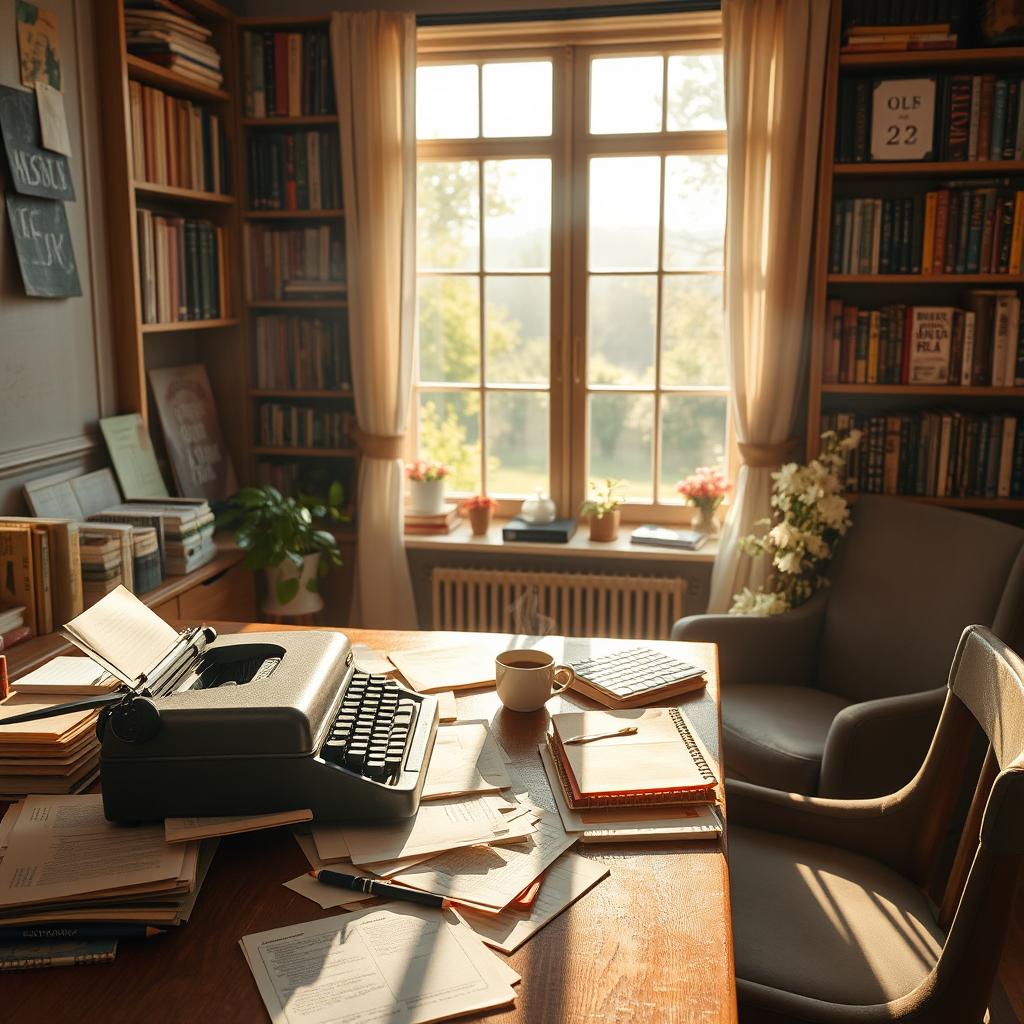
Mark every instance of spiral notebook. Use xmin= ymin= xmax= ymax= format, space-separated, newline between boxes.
xmin=548 ymin=708 xmax=717 ymax=809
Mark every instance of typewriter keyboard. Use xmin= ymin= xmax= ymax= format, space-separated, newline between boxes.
xmin=320 ymin=673 xmax=419 ymax=784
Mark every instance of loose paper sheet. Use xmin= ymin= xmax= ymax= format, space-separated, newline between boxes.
xmin=436 ymin=690 xmax=458 ymax=722
xmin=422 ymin=721 xmax=512 ymax=800
xmin=35 ymin=82 xmax=70 ymax=155
xmin=457 ymin=852 xmax=609 ymax=953
xmin=389 ymin=643 xmax=500 ymax=694
xmin=165 ymin=809 xmax=312 ymax=843
xmin=283 ymin=871 xmax=373 ymax=909
xmin=240 ymin=905 xmax=517 ymax=1024
xmin=12 ymin=655 xmax=117 ymax=695
xmin=351 ymin=644 xmax=395 ymax=675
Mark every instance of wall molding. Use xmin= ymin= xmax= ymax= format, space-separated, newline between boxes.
xmin=0 ymin=432 xmax=102 ymax=479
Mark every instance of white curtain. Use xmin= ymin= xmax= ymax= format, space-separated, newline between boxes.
xmin=331 ymin=11 xmax=418 ymax=628
xmin=707 ymin=0 xmax=833 ymax=612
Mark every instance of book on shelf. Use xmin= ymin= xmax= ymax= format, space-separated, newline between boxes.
xmin=257 ymin=403 xmax=354 ymax=450
xmin=823 ymin=293 xmax=1023 ymax=385
xmin=282 ymin=280 xmax=345 ymax=299
xmin=128 ymin=81 xmax=229 ymax=194
xmin=244 ymin=224 xmax=345 ymax=301
xmin=242 ymin=28 xmax=335 ymax=118
xmin=247 ymin=130 xmax=341 ymax=211
xmin=404 ymin=504 xmax=460 ymax=536
xmin=502 ymin=518 xmax=577 ymax=544
xmin=840 ymin=0 xmax=964 ymax=49
xmin=124 ymin=2 xmax=224 ymax=88
xmin=823 ymin=410 xmax=1024 ymax=499
xmin=830 ymin=185 xmax=1024 ymax=276
xmin=0 ymin=518 xmax=83 ymax=629
xmin=136 ymin=210 xmax=227 ymax=323
xmin=253 ymin=314 xmax=350 ymax=391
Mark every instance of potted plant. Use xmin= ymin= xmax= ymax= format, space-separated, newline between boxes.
xmin=581 ymin=478 xmax=623 ymax=542
xmin=406 ymin=460 xmax=450 ymax=516
xmin=463 ymin=494 xmax=497 ymax=535
xmin=676 ymin=466 xmax=731 ymax=534
xmin=217 ymin=482 xmax=349 ymax=615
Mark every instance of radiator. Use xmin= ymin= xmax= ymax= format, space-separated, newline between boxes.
xmin=430 ymin=566 xmax=687 ymax=640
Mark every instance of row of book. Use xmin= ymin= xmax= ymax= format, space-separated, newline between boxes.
xmin=841 ymin=0 xmax=962 ymax=29
xmin=241 ymin=29 xmax=335 ymax=118
xmin=823 ymin=294 xmax=1024 ymax=386
xmin=829 ymin=187 xmax=1024 ymax=276
xmin=244 ymin=224 xmax=345 ymax=302
xmin=257 ymin=404 xmax=354 ymax=450
xmin=128 ymin=81 xmax=229 ymax=194
xmin=824 ymin=410 xmax=1024 ymax=499
xmin=247 ymin=130 xmax=341 ymax=211
xmin=124 ymin=0 xmax=223 ymax=89
xmin=136 ymin=210 xmax=227 ymax=324
xmin=253 ymin=315 xmax=350 ymax=391
xmin=836 ymin=74 xmax=1024 ymax=164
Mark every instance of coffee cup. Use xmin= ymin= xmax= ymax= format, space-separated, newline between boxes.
xmin=495 ymin=649 xmax=573 ymax=712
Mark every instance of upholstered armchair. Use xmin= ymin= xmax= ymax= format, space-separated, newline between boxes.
xmin=672 ymin=496 xmax=1024 ymax=797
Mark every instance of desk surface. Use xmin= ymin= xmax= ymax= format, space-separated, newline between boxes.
xmin=3 ymin=626 xmax=736 ymax=1024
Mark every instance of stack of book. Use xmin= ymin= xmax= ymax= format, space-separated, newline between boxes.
xmin=823 ymin=295 xmax=1024 ymax=386
xmin=124 ymin=0 xmax=224 ymax=89
xmin=136 ymin=210 xmax=227 ymax=323
xmin=253 ymin=315 xmax=350 ymax=390
xmin=79 ymin=533 xmax=124 ymax=604
xmin=133 ymin=528 xmax=164 ymax=590
xmin=404 ymin=504 xmax=460 ymax=536
xmin=840 ymin=3 xmax=959 ymax=53
xmin=540 ymin=708 xmax=722 ymax=843
xmin=92 ymin=501 xmax=215 ymax=578
xmin=241 ymin=28 xmax=335 ymax=118
xmin=257 ymin=404 xmax=354 ymax=451
xmin=243 ymin=224 xmax=345 ymax=301
xmin=823 ymin=410 xmax=1024 ymax=499
xmin=128 ymin=82 xmax=229 ymax=194
xmin=830 ymin=185 xmax=1024 ymax=276
xmin=0 ymin=606 xmax=31 ymax=654
xmin=247 ymin=131 xmax=341 ymax=211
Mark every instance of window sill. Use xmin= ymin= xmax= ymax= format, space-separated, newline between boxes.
xmin=403 ymin=519 xmax=719 ymax=563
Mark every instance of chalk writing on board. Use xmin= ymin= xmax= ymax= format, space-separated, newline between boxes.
xmin=6 ymin=194 xmax=81 ymax=297
xmin=0 ymin=84 xmax=74 ymax=201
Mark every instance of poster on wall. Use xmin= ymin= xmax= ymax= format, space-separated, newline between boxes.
xmin=16 ymin=1 xmax=62 ymax=92
xmin=0 ymin=85 xmax=74 ymax=201
xmin=6 ymin=194 xmax=80 ymax=297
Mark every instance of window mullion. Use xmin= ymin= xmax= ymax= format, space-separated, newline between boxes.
xmin=478 ymin=158 xmax=487 ymax=497
xmin=653 ymin=153 xmax=667 ymax=506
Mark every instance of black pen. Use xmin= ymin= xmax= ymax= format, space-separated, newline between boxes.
xmin=0 ymin=924 xmax=166 ymax=941
xmin=310 ymin=869 xmax=452 ymax=909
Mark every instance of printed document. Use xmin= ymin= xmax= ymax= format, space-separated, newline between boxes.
xmin=388 ymin=643 xmax=504 ymax=693
xmin=165 ymin=809 xmax=312 ymax=843
xmin=421 ymin=721 xmax=512 ymax=800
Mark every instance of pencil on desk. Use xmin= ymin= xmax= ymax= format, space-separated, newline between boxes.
xmin=310 ymin=869 xmax=453 ymax=909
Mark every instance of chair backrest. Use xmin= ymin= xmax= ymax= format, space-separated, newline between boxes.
xmin=815 ymin=496 xmax=1024 ymax=703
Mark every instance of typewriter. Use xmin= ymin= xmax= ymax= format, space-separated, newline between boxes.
xmin=4 ymin=616 xmax=439 ymax=824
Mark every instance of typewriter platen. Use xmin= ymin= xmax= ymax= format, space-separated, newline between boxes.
xmin=96 ymin=629 xmax=439 ymax=823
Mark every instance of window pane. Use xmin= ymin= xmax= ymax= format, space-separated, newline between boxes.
xmin=417 ymin=161 xmax=480 ymax=272
xmin=486 ymin=276 xmax=549 ymax=385
xmin=590 ymin=56 xmax=663 ymax=135
xmin=484 ymin=159 xmax=551 ymax=271
xmin=588 ymin=392 xmax=653 ymax=502
xmin=418 ymin=390 xmax=481 ymax=494
xmin=483 ymin=61 xmax=552 ymax=137
xmin=663 ymin=155 xmax=727 ymax=269
xmin=416 ymin=65 xmax=479 ymax=139
xmin=589 ymin=157 xmax=661 ymax=271
xmin=588 ymin=275 xmax=656 ymax=386
xmin=666 ymin=55 xmax=726 ymax=131
xmin=487 ymin=391 xmax=549 ymax=496
xmin=660 ymin=394 xmax=728 ymax=498
xmin=661 ymin=275 xmax=726 ymax=386
xmin=418 ymin=276 xmax=480 ymax=383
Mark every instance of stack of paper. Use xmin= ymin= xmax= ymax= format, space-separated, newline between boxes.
xmin=0 ymin=795 xmax=215 ymax=927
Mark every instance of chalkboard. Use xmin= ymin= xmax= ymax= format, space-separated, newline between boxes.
xmin=0 ymin=84 xmax=74 ymax=201
xmin=6 ymin=194 xmax=81 ymax=297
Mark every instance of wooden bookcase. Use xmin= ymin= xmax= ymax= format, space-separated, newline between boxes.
xmin=807 ymin=5 xmax=1024 ymax=517
xmin=93 ymin=0 xmax=249 ymax=484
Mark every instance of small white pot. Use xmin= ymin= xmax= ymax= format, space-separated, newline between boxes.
xmin=262 ymin=553 xmax=325 ymax=616
xmin=410 ymin=478 xmax=445 ymax=515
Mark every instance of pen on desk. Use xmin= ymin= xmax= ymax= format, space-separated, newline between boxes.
xmin=310 ymin=869 xmax=453 ymax=909
xmin=0 ymin=924 xmax=166 ymax=941
xmin=563 ymin=725 xmax=639 ymax=745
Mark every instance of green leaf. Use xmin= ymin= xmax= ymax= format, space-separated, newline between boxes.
xmin=328 ymin=480 xmax=344 ymax=508
xmin=276 ymin=577 xmax=300 ymax=605
xmin=305 ymin=578 xmax=320 ymax=594
xmin=287 ymin=550 xmax=304 ymax=569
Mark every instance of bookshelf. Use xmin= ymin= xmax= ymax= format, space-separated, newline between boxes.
xmin=807 ymin=3 xmax=1024 ymax=516
xmin=236 ymin=14 xmax=357 ymax=520
xmin=94 ymin=0 xmax=248 ymax=486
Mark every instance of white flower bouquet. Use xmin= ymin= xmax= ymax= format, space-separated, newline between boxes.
xmin=730 ymin=429 xmax=862 ymax=616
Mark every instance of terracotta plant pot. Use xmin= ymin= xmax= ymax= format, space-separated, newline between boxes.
xmin=468 ymin=506 xmax=493 ymax=535
xmin=588 ymin=509 xmax=620 ymax=542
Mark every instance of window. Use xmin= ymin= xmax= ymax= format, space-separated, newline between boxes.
xmin=414 ymin=30 xmax=727 ymax=520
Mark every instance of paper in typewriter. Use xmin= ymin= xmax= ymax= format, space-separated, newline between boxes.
xmin=62 ymin=585 xmax=178 ymax=684
xmin=240 ymin=904 xmax=517 ymax=1024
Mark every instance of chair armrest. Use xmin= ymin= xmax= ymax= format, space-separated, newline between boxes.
xmin=818 ymin=688 xmax=945 ymax=800
xmin=670 ymin=591 xmax=827 ymax=688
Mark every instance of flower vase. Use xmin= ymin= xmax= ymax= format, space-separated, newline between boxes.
xmin=468 ymin=506 xmax=493 ymax=535
xmin=693 ymin=503 xmax=720 ymax=535
xmin=410 ymin=479 xmax=445 ymax=515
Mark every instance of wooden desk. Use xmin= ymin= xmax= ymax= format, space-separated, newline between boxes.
xmin=3 ymin=627 xmax=736 ymax=1024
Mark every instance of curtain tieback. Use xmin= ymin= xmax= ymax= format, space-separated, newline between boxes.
xmin=353 ymin=427 xmax=406 ymax=460
xmin=738 ymin=439 xmax=799 ymax=469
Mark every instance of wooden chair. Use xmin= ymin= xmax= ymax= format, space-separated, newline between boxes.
xmin=726 ymin=625 xmax=1024 ymax=1023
